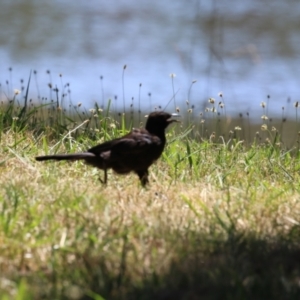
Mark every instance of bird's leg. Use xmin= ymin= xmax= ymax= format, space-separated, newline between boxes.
xmin=99 ymin=169 xmax=107 ymax=185
xmin=136 ymin=170 xmax=149 ymax=187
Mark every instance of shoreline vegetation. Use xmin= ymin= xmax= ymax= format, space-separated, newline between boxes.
xmin=0 ymin=69 xmax=300 ymax=299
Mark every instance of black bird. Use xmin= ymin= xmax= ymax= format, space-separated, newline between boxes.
xmin=35 ymin=111 xmax=178 ymax=186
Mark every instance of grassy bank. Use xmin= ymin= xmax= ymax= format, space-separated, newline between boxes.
xmin=0 ymin=72 xmax=300 ymax=299
xmin=1 ymin=119 xmax=300 ymax=299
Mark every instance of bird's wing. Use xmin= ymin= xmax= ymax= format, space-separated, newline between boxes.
xmin=88 ymin=129 xmax=162 ymax=155
xmin=112 ymin=135 xmax=162 ymax=154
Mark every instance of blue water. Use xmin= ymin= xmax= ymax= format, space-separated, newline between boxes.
xmin=0 ymin=0 xmax=299 ymax=119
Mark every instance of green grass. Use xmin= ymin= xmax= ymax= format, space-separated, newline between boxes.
xmin=1 ymin=72 xmax=300 ymax=299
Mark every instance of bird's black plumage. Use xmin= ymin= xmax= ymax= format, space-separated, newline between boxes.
xmin=35 ymin=111 xmax=178 ymax=186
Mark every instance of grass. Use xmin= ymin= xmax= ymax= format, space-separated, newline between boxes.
xmin=0 ymin=71 xmax=300 ymax=299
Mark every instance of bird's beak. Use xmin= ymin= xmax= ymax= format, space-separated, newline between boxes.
xmin=168 ymin=113 xmax=181 ymax=123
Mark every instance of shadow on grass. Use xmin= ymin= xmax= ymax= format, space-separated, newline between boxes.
xmin=55 ymin=229 xmax=300 ymax=300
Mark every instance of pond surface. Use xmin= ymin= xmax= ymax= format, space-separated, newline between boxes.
xmin=0 ymin=0 xmax=299 ymax=118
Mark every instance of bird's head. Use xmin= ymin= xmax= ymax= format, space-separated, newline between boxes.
xmin=145 ymin=111 xmax=180 ymax=133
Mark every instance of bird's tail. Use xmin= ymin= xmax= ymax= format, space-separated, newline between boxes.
xmin=35 ymin=152 xmax=95 ymax=161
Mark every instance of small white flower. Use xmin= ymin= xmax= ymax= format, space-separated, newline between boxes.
xmin=261 ymin=124 xmax=268 ymax=131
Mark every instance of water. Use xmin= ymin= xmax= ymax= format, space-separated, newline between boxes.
xmin=0 ymin=0 xmax=299 ymax=119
